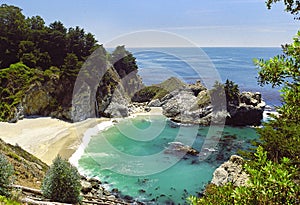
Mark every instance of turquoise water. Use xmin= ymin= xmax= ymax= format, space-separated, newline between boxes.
xmin=78 ymin=115 xmax=259 ymax=204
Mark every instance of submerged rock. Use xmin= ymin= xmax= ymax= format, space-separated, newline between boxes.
xmin=164 ymin=142 xmax=199 ymax=156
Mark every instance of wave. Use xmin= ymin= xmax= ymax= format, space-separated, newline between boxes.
xmin=69 ymin=120 xmax=114 ymax=168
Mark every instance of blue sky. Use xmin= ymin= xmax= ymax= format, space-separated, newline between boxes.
xmin=3 ymin=0 xmax=299 ymax=47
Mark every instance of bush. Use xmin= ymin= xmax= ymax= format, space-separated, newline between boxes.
xmin=0 ymin=153 xmax=14 ymax=197
xmin=0 ymin=195 xmax=20 ymax=205
xmin=41 ymin=155 xmax=81 ymax=203
xmin=188 ymin=147 xmax=300 ymax=205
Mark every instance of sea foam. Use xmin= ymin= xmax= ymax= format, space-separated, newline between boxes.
xmin=69 ymin=120 xmax=114 ymax=168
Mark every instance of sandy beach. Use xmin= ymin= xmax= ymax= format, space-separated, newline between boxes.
xmin=0 ymin=117 xmax=109 ymax=165
xmin=0 ymin=107 xmax=163 ymax=165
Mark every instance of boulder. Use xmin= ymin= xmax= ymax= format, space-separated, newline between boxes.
xmin=226 ymin=102 xmax=265 ymax=126
xmin=162 ymin=89 xmax=198 ymax=118
xmin=211 ymin=155 xmax=249 ymax=187
xmin=240 ymin=92 xmax=261 ymax=106
xmin=81 ymin=181 xmax=93 ymax=194
xmin=104 ymin=88 xmax=129 ymax=117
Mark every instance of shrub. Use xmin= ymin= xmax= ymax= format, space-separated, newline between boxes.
xmin=0 ymin=195 xmax=20 ymax=205
xmin=0 ymin=154 xmax=14 ymax=197
xmin=188 ymin=147 xmax=300 ymax=205
xmin=41 ymin=155 xmax=81 ymax=203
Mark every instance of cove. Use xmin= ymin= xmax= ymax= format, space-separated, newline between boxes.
xmin=77 ymin=115 xmax=259 ymax=204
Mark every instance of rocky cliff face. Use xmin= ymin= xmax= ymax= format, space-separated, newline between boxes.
xmin=226 ymin=92 xmax=265 ymax=126
xmin=157 ymin=78 xmax=265 ymax=126
xmin=21 ymin=63 xmax=143 ymax=122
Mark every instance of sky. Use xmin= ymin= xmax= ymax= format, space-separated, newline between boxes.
xmin=2 ymin=0 xmax=299 ymax=47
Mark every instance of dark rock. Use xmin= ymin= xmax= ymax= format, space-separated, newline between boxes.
xmin=81 ymin=181 xmax=93 ymax=194
xmin=123 ymin=195 xmax=134 ymax=201
xmin=139 ymin=189 xmax=146 ymax=194
xmin=164 ymin=142 xmax=199 ymax=156
xmin=144 ymin=107 xmax=151 ymax=112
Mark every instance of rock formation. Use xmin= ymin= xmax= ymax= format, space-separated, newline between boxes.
xmin=164 ymin=142 xmax=199 ymax=156
xmin=153 ymin=78 xmax=265 ymax=126
xmin=211 ymin=155 xmax=249 ymax=187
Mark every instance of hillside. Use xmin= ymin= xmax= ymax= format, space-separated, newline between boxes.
xmin=0 ymin=4 xmax=143 ymax=122
xmin=0 ymin=139 xmax=48 ymax=189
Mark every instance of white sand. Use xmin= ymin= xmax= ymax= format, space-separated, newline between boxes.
xmin=0 ymin=107 xmax=163 ymax=165
xmin=0 ymin=117 xmax=109 ymax=165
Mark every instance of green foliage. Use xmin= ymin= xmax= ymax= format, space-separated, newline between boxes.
xmin=132 ymin=77 xmax=186 ymax=102
xmin=41 ymin=155 xmax=81 ymax=204
xmin=0 ymin=62 xmax=41 ymax=121
xmin=111 ymin=45 xmax=138 ymax=78
xmin=255 ymin=31 xmax=300 ymax=163
xmin=0 ymin=154 xmax=14 ymax=197
xmin=188 ymin=147 xmax=300 ymax=205
xmin=190 ymin=4 xmax=300 ymax=202
xmin=132 ymin=86 xmax=166 ymax=102
xmin=188 ymin=183 xmax=234 ymax=205
xmin=0 ymin=195 xmax=20 ymax=205
xmin=266 ymin=0 xmax=300 ymax=18
xmin=210 ymin=79 xmax=239 ymax=110
xmin=224 ymin=79 xmax=240 ymax=105
xmin=0 ymin=4 xmax=101 ymax=121
xmin=0 ymin=4 xmax=98 ymax=70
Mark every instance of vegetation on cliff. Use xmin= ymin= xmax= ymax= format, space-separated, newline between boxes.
xmin=0 ymin=153 xmax=14 ymax=197
xmin=0 ymin=139 xmax=48 ymax=189
xmin=0 ymin=4 xmax=140 ymax=122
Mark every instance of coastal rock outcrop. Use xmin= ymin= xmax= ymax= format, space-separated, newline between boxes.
xmin=157 ymin=78 xmax=265 ymax=126
xmin=211 ymin=155 xmax=249 ymax=187
xmin=226 ymin=92 xmax=266 ymax=126
xmin=80 ymin=177 xmax=142 ymax=204
xmin=161 ymin=88 xmax=213 ymax=125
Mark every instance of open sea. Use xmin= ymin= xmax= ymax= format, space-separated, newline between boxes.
xmin=77 ymin=47 xmax=282 ymax=204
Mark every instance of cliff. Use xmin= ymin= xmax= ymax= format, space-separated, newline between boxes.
xmin=135 ymin=77 xmax=265 ymax=126
xmin=0 ymin=47 xmax=143 ymax=123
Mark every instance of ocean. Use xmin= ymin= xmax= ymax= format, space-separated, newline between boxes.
xmin=132 ymin=47 xmax=282 ymax=108
xmin=76 ymin=47 xmax=282 ymax=204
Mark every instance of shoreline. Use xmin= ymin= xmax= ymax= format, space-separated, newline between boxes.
xmin=69 ymin=120 xmax=114 ymax=167
xmin=0 ymin=107 xmax=163 ymax=166
xmin=0 ymin=117 xmax=109 ymax=165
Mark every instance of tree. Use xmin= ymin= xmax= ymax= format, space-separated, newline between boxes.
xmin=188 ymin=1 xmax=300 ymax=204
xmin=61 ymin=53 xmax=80 ymax=77
xmin=26 ymin=15 xmax=45 ymax=30
xmin=254 ymin=31 xmax=300 ymax=163
xmin=188 ymin=147 xmax=300 ymax=205
xmin=0 ymin=4 xmax=28 ymax=68
xmin=111 ymin=45 xmax=138 ymax=78
xmin=224 ymin=79 xmax=240 ymax=106
xmin=266 ymin=0 xmax=300 ymax=19
xmin=41 ymin=155 xmax=81 ymax=204
xmin=0 ymin=153 xmax=14 ymax=197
